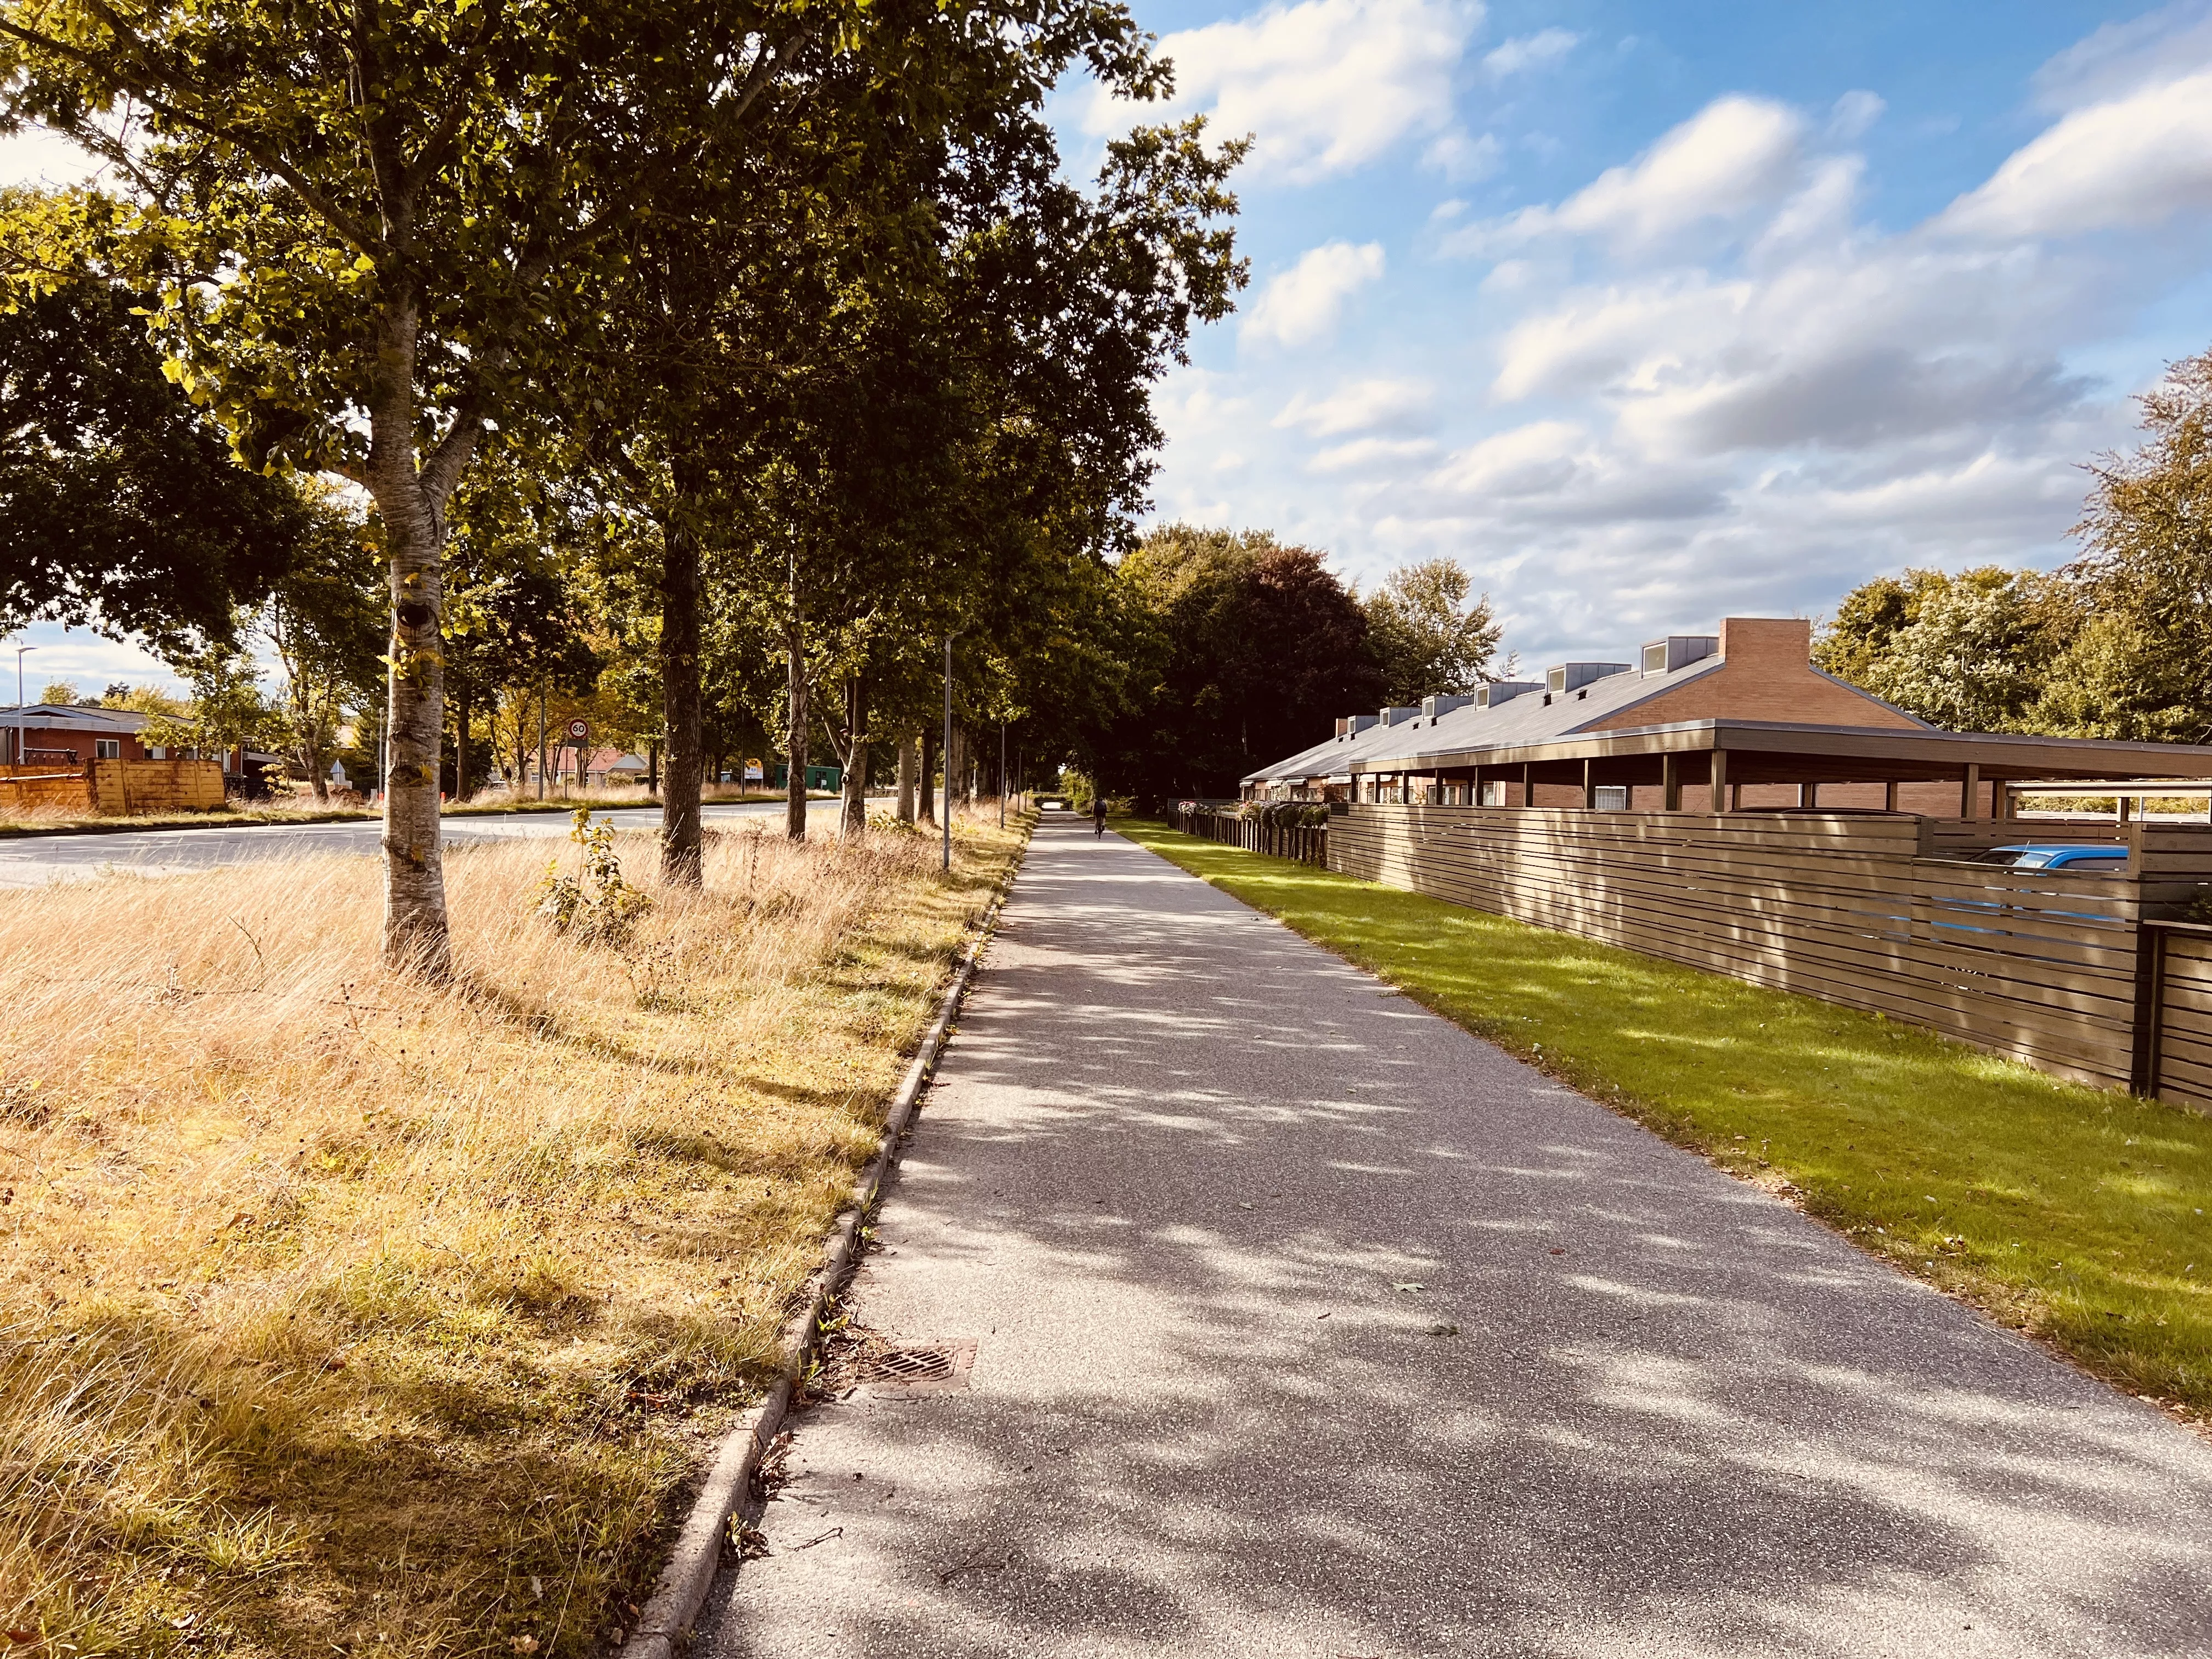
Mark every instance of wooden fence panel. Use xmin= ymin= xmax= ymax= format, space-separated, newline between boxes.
xmin=1329 ymin=805 xmax=2212 ymax=1093
xmin=2149 ymin=927 xmax=2212 ymax=1111
xmin=0 ymin=765 xmax=93 ymax=813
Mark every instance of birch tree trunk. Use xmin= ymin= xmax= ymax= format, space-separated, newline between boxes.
xmin=367 ymin=298 xmax=458 ymax=975
xmin=659 ymin=501 xmax=704 ymax=886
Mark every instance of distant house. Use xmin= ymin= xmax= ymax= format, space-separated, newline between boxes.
xmin=0 ymin=704 xmax=268 ymax=779
xmin=587 ymin=749 xmax=648 ymax=787
xmin=1242 ymin=617 xmax=2212 ymax=817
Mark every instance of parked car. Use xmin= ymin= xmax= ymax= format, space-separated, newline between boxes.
xmin=1966 ymin=843 xmax=2129 ymax=871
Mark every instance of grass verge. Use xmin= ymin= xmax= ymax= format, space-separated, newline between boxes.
xmin=1118 ymin=817 xmax=2212 ymax=1424
xmin=1 ymin=810 xmax=1024 ymax=1657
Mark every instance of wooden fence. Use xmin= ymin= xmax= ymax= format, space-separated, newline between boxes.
xmin=0 ymin=764 xmax=93 ymax=812
xmin=1172 ymin=809 xmax=1328 ymax=866
xmin=91 ymin=758 xmax=225 ymax=814
xmin=2136 ymin=922 xmax=2212 ymax=1111
xmin=1325 ymin=804 xmax=2212 ymax=1104
xmin=0 ymin=759 xmax=225 ymax=817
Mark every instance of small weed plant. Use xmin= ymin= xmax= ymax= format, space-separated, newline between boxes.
xmin=535 ymin=806 xmax=653 ymax=944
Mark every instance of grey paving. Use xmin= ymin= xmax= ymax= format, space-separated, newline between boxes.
xmin=0 ymin=800 xmax=824 ymax=888
xmin=699 ymin=822 xmax=2212 ymax=1659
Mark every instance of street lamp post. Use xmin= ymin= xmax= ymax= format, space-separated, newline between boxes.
xmin=942 ymin=636 xmax=953 ymax=873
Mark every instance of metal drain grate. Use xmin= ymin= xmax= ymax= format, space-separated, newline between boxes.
xmin=853 ymin=1339 xmax=977 ymax=1396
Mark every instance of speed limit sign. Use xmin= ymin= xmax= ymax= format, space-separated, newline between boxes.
xmin=566 ymin=718 xmax=589 ymax=741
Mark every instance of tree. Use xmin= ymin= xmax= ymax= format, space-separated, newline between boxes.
xmin=1814 ymin=566 xmax=2070 ymax=732
xmin=0 ymin=260 xmax=307 ymax=653
xmin=37 ymin=680 xmax=76 ymax=704
xmin=262 ymin=486 xmax=382 ymax=801
xmin=1102 ymin=526 xmax=1384 ymax=799
xmin=2059 ymin=348 xmax=2212 ymax=741
xmin=142 ymin=640 xmax=273 ymax=766
xmin=0 ymin=0 xmax=808 ymax=968
xmin=1363 ymin=557 xmax=1502 ymax=706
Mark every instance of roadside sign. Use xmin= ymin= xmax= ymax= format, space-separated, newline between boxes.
xmin=566 ymin=718 xmax=589 ymax=741
xmin=744 ymin=758 xmax=764 ymax=781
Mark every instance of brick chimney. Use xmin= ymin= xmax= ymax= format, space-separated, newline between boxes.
xmin=1718 ymin=616 xmax=1813 ymax=669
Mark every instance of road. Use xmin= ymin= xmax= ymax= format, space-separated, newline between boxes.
xmin=0 ymin=800 xmax=830 ymax=888
xmin=701 ymin=820 xmax=2212 ymax=1659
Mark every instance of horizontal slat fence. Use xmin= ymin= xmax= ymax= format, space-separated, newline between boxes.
xmin=1172 ymin=809 xmax=1327 ymax=866
xmin=1328 ymin=804 xmax=2212 ymax=1099
xmin=2142 ymin=924 xmax=2212 ymax=1110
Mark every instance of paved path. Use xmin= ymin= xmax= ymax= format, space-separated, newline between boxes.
xmin=701 ymin=823 xmax=2212 ymax=1659
xmin=0 ymin=800 xmax=826 ymax=888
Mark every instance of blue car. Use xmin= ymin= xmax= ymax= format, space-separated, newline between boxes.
xmin=1967 ymin=843 xmax=2129 ymax=871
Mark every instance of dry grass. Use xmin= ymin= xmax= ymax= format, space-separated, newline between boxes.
xmin=0 ymin=810 xmax=1023 ymax=1657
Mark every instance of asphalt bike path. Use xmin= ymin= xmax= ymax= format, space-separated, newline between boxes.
xmin=0 ymin=800 xmax=826 ymax=888
xmin=700 ymin=821 xmax=2212 ymax=1658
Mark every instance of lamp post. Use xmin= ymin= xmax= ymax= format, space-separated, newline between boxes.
xmin=942 ymin=635 xmax=953 ymax=872
xmin=12 ymin=644 xmax=33 ymax=770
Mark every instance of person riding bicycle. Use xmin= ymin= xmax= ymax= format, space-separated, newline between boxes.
xmin=1091 ymin=794 xmax=1108 ymax=837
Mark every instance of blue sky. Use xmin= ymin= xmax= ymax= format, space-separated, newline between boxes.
xmin=1061 ymin=0 xmax=2212 ymax=665
xmin=10 ymin=2 xmax=2212 ymax=692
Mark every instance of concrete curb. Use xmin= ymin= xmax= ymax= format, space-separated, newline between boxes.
xmin=618 ymin=843 xmax=1021 ymax=1659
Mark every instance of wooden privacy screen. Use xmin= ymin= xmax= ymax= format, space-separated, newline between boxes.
xmin=88 ymin=759 xmax=225 ymax=814
xmin=1327 ymin=804 xmax=2212 ymax=1103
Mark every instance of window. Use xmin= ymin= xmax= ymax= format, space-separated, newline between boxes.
xmin=1481 ymin=781 xmax=1506 ymax=807
xmin=95 ymin=739 xmax=121 ymax=760
xmin=1643 ymin=642 xmax=1667 ymax=675
xmin=1594 ymin=785 xmax=1629 ymax=811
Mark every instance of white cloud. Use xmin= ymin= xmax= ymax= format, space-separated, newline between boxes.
xmin=1423 ymin=130 xmax=1501 ymax=181
xmin=1277 ymin=377 xmax=1437 ymax=436
xmin=1827 ymin=90 xmax=1884 ymax=142
xmin=1938 ymin=68 xmax=2212 ymax=239
xmin=1312 ymin=436 xmax=1438 ymax=471
xmin=1458 ymin=95 xmax=1805 ymax=254
xmin=2030 ymin=1 xmax=2212 ymax=111
xmin=1091 ymin=0 xmax=1482 ymax=184
xmin=1242 ymin=241 xmax=1386 ymax=347
xmin=1137 ymin=16 xmax=2212 ymax=665
xmin=1482 ymin=28 xmax=1578 ymax=79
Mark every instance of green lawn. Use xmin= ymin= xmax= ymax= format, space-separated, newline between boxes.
xmin=1120 ymin=817 xmax=2212 ymax=1421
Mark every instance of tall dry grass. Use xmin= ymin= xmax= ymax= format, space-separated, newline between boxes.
xmin=0 ymin=812 xmax=1021 ymax=1657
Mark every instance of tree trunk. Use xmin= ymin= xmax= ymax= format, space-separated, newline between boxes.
xmin=840 ymin=676 xmax=867 ymax=838
xmin=659 ymin=502 xmax=704 ymax=887
xmin=896 ymin=736 xmax=916 ymax=823
xmin=367 ymin=298 xmax=454 ymax=975
xmin=949 ymin=722 xmax=972 ymax=810
xmin=919 ymin=730 xmax=937 ymax=825
xmin=784 ymin=607 xmax=808 ymax=842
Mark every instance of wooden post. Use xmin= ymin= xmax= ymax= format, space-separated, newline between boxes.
xmin=1884 ymin=780 xmax=1899 ymax=813
xmin=1961 ymin=763 xmax=1982 ymax=820
xmin=2131 ymin=922 xmax=2168 ymax=1097
xmin=2118 ymin=793 xmax=2134 ymax=825
xmin=1470 ymin=764 xmax=1481 ymax=808
xmin=1520 ymin=761 xmax=1532 ymax=808
xmin=1661 ymin=753 xmax=1680 ymax=812
xmin=1709 ymin=748 xmax=1729 ymax=813
xmin=1582 ymin=757 xmax=1595 ymax=809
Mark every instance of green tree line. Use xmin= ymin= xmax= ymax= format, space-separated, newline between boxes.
xmin=1816 ymin=349 xmax=2212 ymax=743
